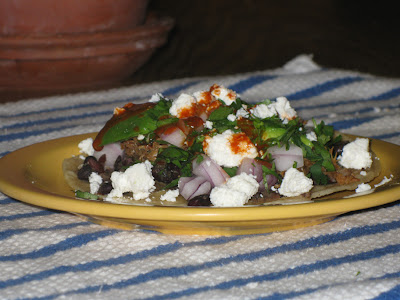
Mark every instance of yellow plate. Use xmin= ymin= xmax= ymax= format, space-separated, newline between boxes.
xmin=0 ymin=133 xmax=399 ymax=235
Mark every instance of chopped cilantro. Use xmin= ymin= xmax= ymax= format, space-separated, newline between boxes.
xmin=99 ymin=99 xmax=173 ymax=146
xmin=207 ymin=106 xmax=237 ymax=133
xmin=261 ymin=164 xmax=282 ymax=190
xmin=157 ymin=145 xmax=193 ymax=181
xmin=223 ymin=166 xmax=238 ymax=177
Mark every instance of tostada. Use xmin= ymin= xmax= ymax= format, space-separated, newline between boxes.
xmin=63 ymin=84 xmax=380 ymax=207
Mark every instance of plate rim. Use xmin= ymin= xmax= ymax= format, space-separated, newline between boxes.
xmin=0 ymin=133 xmax=399 ymax=222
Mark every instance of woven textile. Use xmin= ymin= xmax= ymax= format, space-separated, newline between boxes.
xmin=1 ymin=55 xmax=399 ymax=299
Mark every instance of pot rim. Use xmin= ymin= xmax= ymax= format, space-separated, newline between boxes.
xmin=0 ymin=14 xmax=174 ymax=59
xmin=0 ymin=13 xmax=173 ymax=46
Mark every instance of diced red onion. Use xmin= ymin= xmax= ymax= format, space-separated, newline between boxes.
xmin=198 ymin=112 xmax=209 ymax=122
xmin=93 ymin=143 xmax=123 ymax=169
xmin=258 ymin=174 xmax=278 ymax=191
xmin=237 ymin=157 xmax=278 ymax=191
xmin=159 ymin=127 xmax=186 ymax=148
xmin=267 ymin=144 xmax=303 ymax=172
xmin=237 ymin=157 xmax=263 ymax=182
xmin=178 ymin=176 xmax=212 ymax=200
xmin=192 ymin=155 xmax=230 ymax=187
xmin=189 ymin=181 xmax=212 ymax=200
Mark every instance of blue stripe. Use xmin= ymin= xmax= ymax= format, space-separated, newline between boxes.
xmin=0 ymin=222 xmax=90 ymax=241
xmin=311 ymin=103 xmax=400 ymax=119
xmin=0 ymin=210 xmax=56 ymax=222
xmin=0 ymin=81 xmax=201 ymax=120
xmin=24 ymin=219 xmax=400 ymax=299
xmin=0 ymin=96 xmax=140 ymax=119
xmin=0 ymin=229 xmax=117 ymax=262
xmin=146 ymin=244 xmax=400 ymax=300
xmin=227 ymin=75 xmax=277 ymax=94
xmin=372 ymin=132 xmax=400 ymax=140
xmin=0 ymin=124 xmax=84 ymax=142
xmin=329 ymin=116 xmax=382 ymax=130
xmin=0 ymin=197 xmax=17 ymax=205
xmin=0 ymin=235 xmax=246 ymax=290
xmin=296 ymin=86 xmax=400 ymax=111
xmin=0 ymin=82 xmax=204 ymax=140
xmin=256 ymin=270 xmax=400 ymax=300
xmin=372 ymin=283 xmax=400 ymax=300
xmin=0 ymin=150 xmax=10 ymax=157
xmin=285 ymin=76 xmax=364 ymax=100
xmin=161 ymin=80 xmax=201 ymax=96
xmin=369 ymin=86 xmax=400 ymax=101
xmin=1 ymin=110 xmax=111 ymax=131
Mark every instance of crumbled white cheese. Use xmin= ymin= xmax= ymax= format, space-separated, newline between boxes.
xmin=360 ymin=171 xmax=367 ymax=176
xmin=210 ymin=173 xmax=259 ymax=207
xmin=193 ymin=90 xmax=211 ymax=104
xmin=169 ymin=93 xmax=196 ymax=118
xmin=137 ymin=134 xmax=145 ymax=140
xmin=227 ymin=114 xmax=237 ymax=122
xmin=210 ymin=85 xmax=237 ymax=105
xmin=225 ymin=173 xmax=259 ymax=198
xmin=278 ymin=168 xmax=313 ymax=197
xmin=160 ymin=189 xmax=179 ymax=202
xmin=338 ymin=138 xmax=372 ymax=169
xmin=203 ymin=130 xmax=257 ymax=167
xmin=78 ymin=138 xmax=94 ymax=156
xmin=106 ymin=160 xmax=155 ymax=201
xmin=250 ymin=103 xmax=277 ymax=119
xmin=89 ymin=172 xmax=102 ymax=194
xmin=149 ymin=93 xmax=163 ymax=103
xmin=275 ymin=97 xmax=297 ymax=120
xmin=374 ymin=175 xmax=393 ymax=188
xmin=355 ymin=183 xmax=372 ymax=193
xmin=205 ymin=120 xmax=213 ymax=129
xmin=306 ymin=131 xmax=317 ymax=142
xmin=236 ymin=107 xmax=249 ymax=118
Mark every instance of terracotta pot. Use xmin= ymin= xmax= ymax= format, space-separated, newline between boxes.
xmin=0 ymin=0 xmax=149 ymax=35
xmin=0 ymin=14 xmax=173 ymax=94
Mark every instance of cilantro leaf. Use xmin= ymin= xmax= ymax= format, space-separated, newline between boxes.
xmin=223 ymin=166 xmax=238 ymax=177
xmin=99 ymin=99 xmax=173 ymax=146
xmin=309 ymin=163 xmax=328 ymax=185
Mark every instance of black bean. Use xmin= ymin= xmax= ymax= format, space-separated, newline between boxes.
xmin=152 ymin=161 xmax=180 ymax=183
xmin=77 ymin=164 xmax=93 ymax=180
xmin=188 ymin=194 xmax=212 ymax=206
xmin=97 ymin=181 xmax=113 ymax=195
xmin=332 ymin=141 xmax=349 ymax=157
xmin=85 ymin=156 xmax=104 ymax=173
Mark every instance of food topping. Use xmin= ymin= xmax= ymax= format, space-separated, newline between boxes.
xmin=105 ymin=160 xmax=155 ymax=201
xmin=89 ymin=172 xmax=102 ymax=194
xmin=338 ymin=138 xmax=372 ymax=169
xmin=203 ymin=130 xmax=258 ymax=167
xmin=78 ymin=138 xmax=95 ymax=156
xmin=210 ymin=173 xmax=259 ymax=207
xmin=278 ymin=168 xmax=314 ymax=197
xmin=70 ymin=84 xmax=379 ymax=207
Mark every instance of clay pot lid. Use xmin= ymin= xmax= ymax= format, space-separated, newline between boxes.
xmin=0 ymin=13 xmax=174 ymax=59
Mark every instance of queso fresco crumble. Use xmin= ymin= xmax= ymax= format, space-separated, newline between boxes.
xmin=74 ymin=84 xmax=374 ymax=207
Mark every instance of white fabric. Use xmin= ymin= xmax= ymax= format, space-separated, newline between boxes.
xmin=1 ymin=55 xmax=399 ymax=299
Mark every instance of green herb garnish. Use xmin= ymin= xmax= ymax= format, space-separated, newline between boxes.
xmin=75 ymin=190 xmax=98 ymax=200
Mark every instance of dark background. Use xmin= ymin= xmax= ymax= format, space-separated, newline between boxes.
xmin=3 ymin=0 xmax=400 ymax=101
xmin=126 ymin=0 xmax=400 ymax=84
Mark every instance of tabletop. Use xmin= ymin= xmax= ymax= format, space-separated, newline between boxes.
xmin=0 ymin=55 xmax=400 ymax=299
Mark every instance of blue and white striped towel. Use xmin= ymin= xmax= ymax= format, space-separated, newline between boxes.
xmin=1 ymin=55 xmax=399 ymax=299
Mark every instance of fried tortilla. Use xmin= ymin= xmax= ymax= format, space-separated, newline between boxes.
xmin=63 ymin=134 xmax=381 ymax=207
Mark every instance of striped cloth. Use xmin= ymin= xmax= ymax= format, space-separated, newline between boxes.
xmin=1 ymin=55 xmax=399 ymax=300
